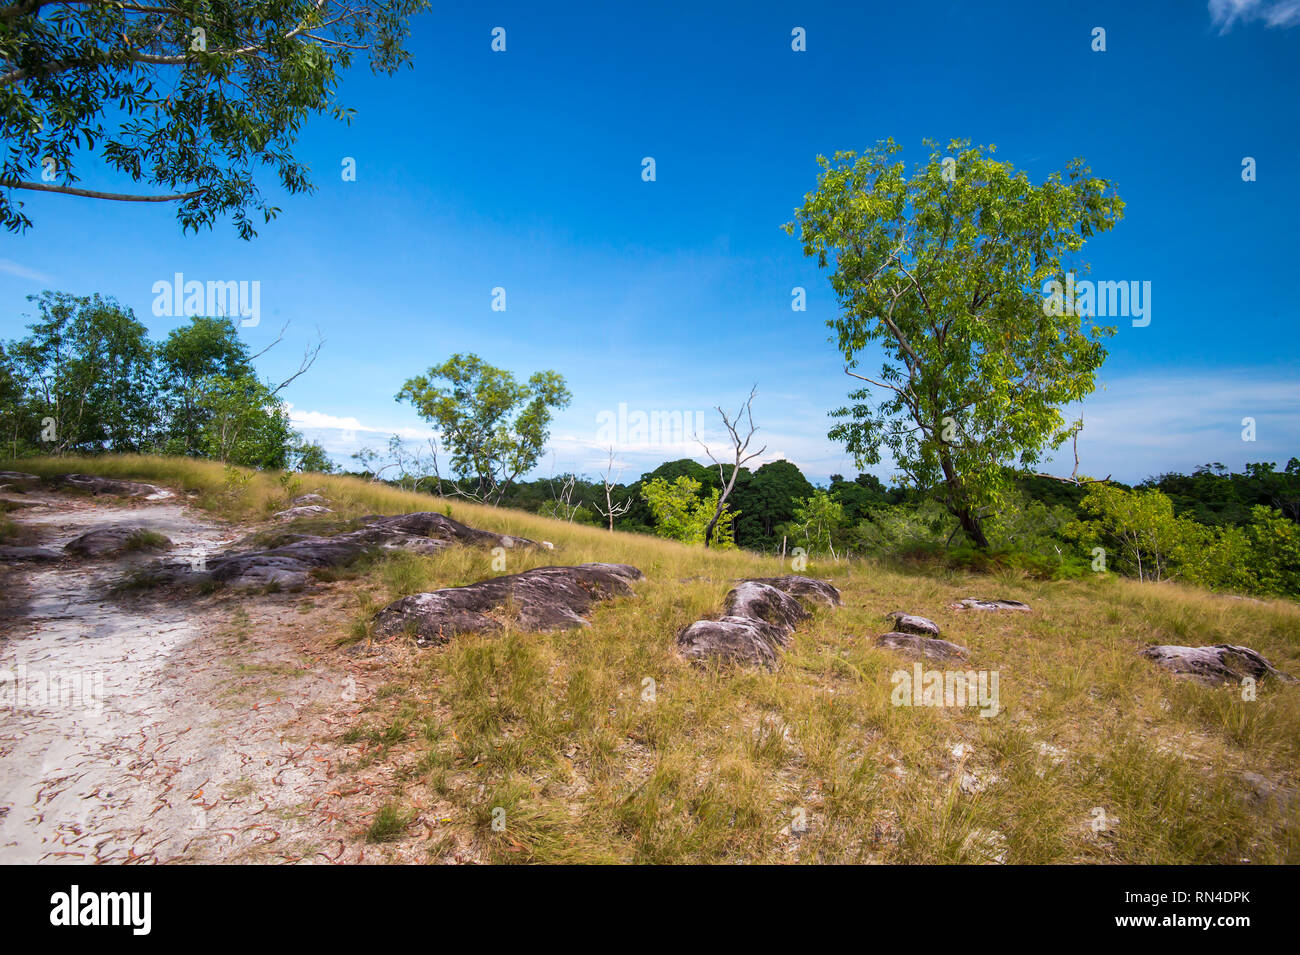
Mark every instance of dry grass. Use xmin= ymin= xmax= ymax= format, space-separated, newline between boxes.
xmin=8 ymin=454 xmax=1300 ymax=863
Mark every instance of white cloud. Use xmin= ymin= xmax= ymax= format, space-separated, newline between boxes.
xmin=1052 ymin=371 xmax=1300 ymax=481
xmin=1209 ymin=0 xmax=1300 ymax=33
xmin=0 ymin=258 xmax=53 ymax=284
xmin=283 ymin=403 xmax=432 ymax=440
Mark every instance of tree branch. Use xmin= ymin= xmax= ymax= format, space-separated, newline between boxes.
xmin=4 ymin=180 xmax=206 ymax=202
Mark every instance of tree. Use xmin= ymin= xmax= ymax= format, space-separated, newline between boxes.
xmin=292 ymin=438 xmax=335 ymax=473
xmin=641 ymin=475 xmax=735 ymax=547
xmin=158 ymin=316 xmax=253 ymax=455
xmin=1066 ymin=485 xmax=1202 ymax=583
xmin=396 ymin=353 xmax=571 ymax=505
xmin=786 ymin=138 xmax=1124 ymax=548
xmin=1242 ymin=505 xmax=1300 ymax=596
xmin=593 ymin=447 xmax=633 ymax=532
xmin=193 ymin=373 xmax=295 ymax=468
xmin=1 ymin=0 xmax=429 ymax=237
xmin=730 ymin=459 xmax=815 ymax=549
xmin=7 ymin=291 xmax=158 ymax=453
xmin=788 ymin=490 xmax=845 ymax=559
xmin=696 ymin=386 xmax=766 ymax=548
xmin=0 ymin=341 xmax=27 ymax=457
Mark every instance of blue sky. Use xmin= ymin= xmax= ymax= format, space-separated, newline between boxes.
xmin=2 ymin=0 xmax=1298 ymax=484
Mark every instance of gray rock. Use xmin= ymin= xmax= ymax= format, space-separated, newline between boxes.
xmin=676 ymin=576 xmax=841 ymax=666
xmin=373 ymin=562 xmax=643 ymax=644
xmin=48 ymin=473 xmax=172 ymax=499
xmin=211 ymin=554 xmax=315 ymax=591
xmin=148 ymin=510 xmax=538 ymax=591
xmin=1240 ymin=771 xmax=1299 ymax=811
xmin=884 ymin=611 xmax=941 ymax=636
xmin=874 ymin=631 xmax=970 ymax=662
xmin=1140 ymin=644 xmax=1295 ymax=686
xmin=274 ymin=504 xmax=333 ymax=520
xmin=950 ymin=597 xmax=1031 ymax=612
xmin=0 ymin=470 xmax=40 ymax=489
xmin=741 ymin=575 xmax=842 ymax=607
xmin=291 ymin=493 xmax=330 ymax=506
xmin=65 ymin=525 xmax=171 ymax=558
xmin=0 ymin=545 xmax=62 ymax=562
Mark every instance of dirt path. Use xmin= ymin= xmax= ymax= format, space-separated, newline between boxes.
xmin=0 ymin=489 xmax=399 ymax=864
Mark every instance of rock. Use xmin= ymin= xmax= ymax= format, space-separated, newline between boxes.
xmin=65 ymin=525 xmax=172 ymax=558
xmin=874 ymin=631 xmax=970 ymax=662
xmin=950 ymin=597 xmax=1030 ymax=612
xmin=372 ymin=562 xmax=643 ymax=644
xmin=0 ymin=471 xmax=40 ymax=493
xmin=274 ymin=504 xmax=333 ymax=520
xmin=48 ymin=473 xmax=172 ymax=499
xmin=1240 ymin=771 xmax=1299 ymax=811
xmin=741 ymin=576 xmax=842 ymax=607
xmin=1140 ymin=644 xmax=1296 ymax=686
xmin=149 ymin=510 xmax=538 ymax=591
xmin=0 ymin=545 xmax=62 ymax=562
xmin=884 ymin=611 xmax=941 ymax=636
xmin=210 ymin=554 xmax=317 ymax=590
xmin=291 ymin=493 xmax=330 ymax=506
xmin=676 ymin=576 xmax=841 ymax=666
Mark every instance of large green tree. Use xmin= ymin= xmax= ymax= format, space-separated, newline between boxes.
xmin=730 ymin=459 xmax=814 ymax=549
xmin=7 ymin=291 xmax=159 ymax=453
xmin=396 ymin=353 xmax=572 ymax=505
xmin=192 ymin=371 xmax=295 ymax=468
xmin=158 ymin=315 xmax=253 ymax=454
xmin=786 ymin=138 xmax=1124 ymax=548
xmin=1 ymin=0 xmax=428 ymax=236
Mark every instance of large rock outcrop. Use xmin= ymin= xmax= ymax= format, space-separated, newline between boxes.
xmin=0 ymin=545 xmax=61 ymax=562
xmin=0 ymin=470 xmax=41 ymax=492
xmin=151 ymin=511 xmax=537 ymax=590
xmin=47 ymin=473 xmax=173 ymax=499
xmin=1140 ymin=644 xmax=1296 ymax=686
xmin=65 ymin=525 xmax=171 ymax=558
xmin=372 ymin=562 xmax=643 ymax=644
xmin=676 ymin=576 xmax=841 ymax=666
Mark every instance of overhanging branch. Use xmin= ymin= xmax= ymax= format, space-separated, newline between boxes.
xmin=6 ymin=180 xmax=206 ymax=202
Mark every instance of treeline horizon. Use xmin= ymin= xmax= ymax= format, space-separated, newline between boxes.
xmin=3 ymin=293 xmax=1297 ymax=600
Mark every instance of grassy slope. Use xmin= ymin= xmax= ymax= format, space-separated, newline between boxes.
xmin=8 ymin=454 xmax=1300 ymax=863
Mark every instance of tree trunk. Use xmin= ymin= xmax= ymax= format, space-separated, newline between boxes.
xmin=939 ymin=447 xmax=989 ymax=549
xmin=955 ymin=506 xmax=990 ymax=549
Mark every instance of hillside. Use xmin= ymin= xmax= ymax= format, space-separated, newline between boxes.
xmin=2 ymin=455 xmax=1298 ymax=864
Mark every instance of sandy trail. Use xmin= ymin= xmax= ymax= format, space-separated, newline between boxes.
xmin=0 ymin=490 xmax=384 ymax=863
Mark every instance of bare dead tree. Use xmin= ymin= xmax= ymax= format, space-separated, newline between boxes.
xmin=549 ymin=472 xmax=580 ymax=522
xmin=593 ymin=446 xmax=633 ymax=531
xmin=1030 ymin=426 xmax=1112 ymax=486
xmin=696 ymin=385 xmax=766 ymax=548
xmin=538 ymin=452 xmax=582 ymax=522
xmin=427 ymin=436 xmax=494 ymax=504
xmin=270 ymin=328 xmax=325 ymax=396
